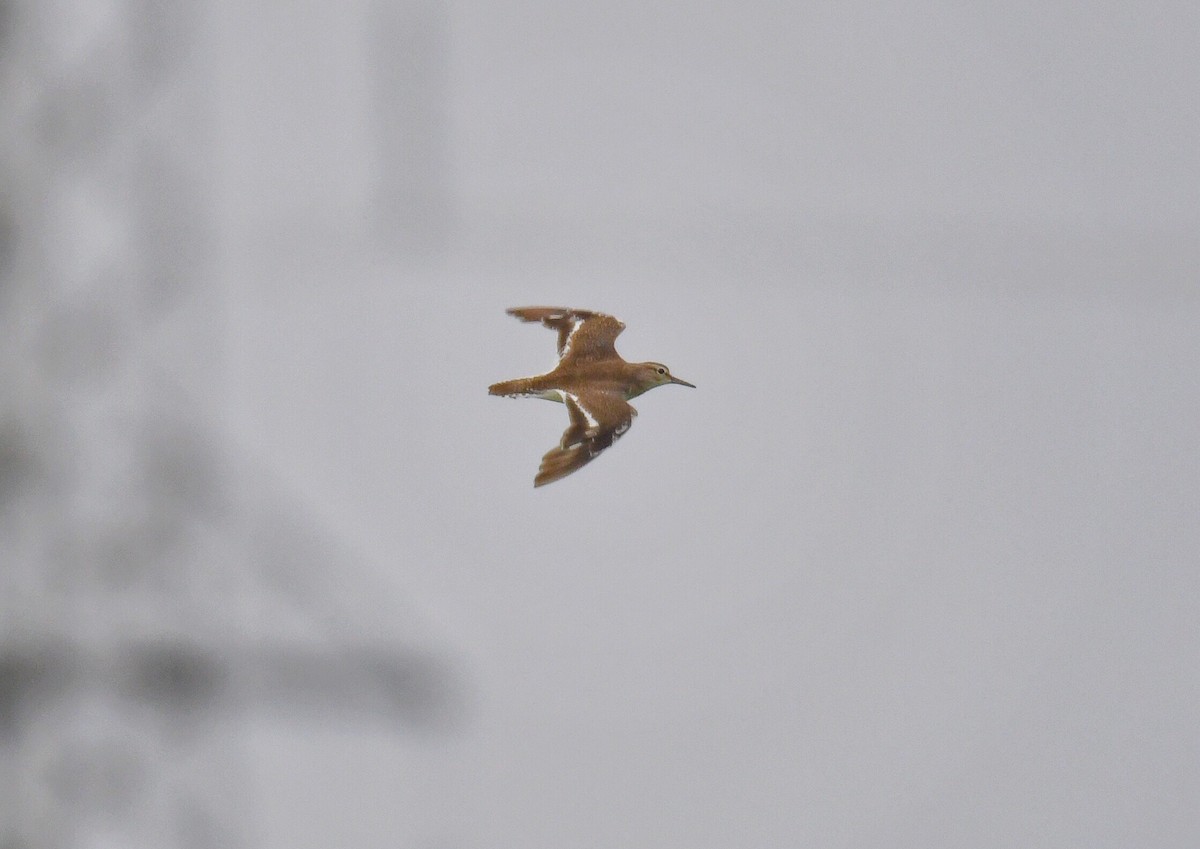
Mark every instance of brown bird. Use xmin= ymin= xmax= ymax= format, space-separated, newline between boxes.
xmin=489 ymin=307 xmax=695 ymax=487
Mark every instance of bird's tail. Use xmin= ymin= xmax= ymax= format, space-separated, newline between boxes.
xmin=488 ymin=377 xmax=538 ymax=397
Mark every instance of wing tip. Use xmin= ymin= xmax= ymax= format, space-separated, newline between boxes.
xmin=507 ymin=306 xmax=607 ymax=324
xmin=506 ymin=306 xmax=572 ymax=322
xmin=533 ymin=443 xmax=594 ymax=487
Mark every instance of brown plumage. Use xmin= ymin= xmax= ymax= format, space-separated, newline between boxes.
xmin=489 ymin=307 xmax=695 ymax=487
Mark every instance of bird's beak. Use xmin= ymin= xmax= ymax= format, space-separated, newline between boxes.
xmin=670 ymin=375 xmax=696 ymax=388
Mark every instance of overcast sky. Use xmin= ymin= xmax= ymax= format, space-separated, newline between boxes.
xmin=207 ymin=3 xmax=1198 ymax=847
xmin=8 ymin=1 xmax=1196 ymax=846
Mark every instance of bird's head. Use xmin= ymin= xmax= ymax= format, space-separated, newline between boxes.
xmin=628 ymin=362 xmax=695 ymax=398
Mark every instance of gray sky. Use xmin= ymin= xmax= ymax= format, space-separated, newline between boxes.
xmin=7 ymin=0 xmax=1196 ymax=846
xmin=216 ymin=2 xmax=1197 ymax=845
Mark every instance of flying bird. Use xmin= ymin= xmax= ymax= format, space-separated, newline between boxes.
xmin=489 ymin=307 xmax=694 ymax=487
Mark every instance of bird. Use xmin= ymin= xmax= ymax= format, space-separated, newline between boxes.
xmin=489 ymin=307 xmax=695 ymax=487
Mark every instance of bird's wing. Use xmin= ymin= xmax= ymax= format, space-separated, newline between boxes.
xmin=535 ymin=390 xmax=637 ymax=487
xmin=506 ymin=307 xmax=625 ymax=364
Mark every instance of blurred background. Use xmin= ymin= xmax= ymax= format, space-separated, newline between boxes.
xmin=1 ymin=1 xmax=1197 ymax=847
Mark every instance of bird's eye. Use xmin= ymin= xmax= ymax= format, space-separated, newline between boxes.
xmin=656 ymin=367 xmax=666 ymax=375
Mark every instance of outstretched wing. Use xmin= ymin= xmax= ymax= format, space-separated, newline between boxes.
xmin=535 ymin=390 xmax=637 ymax=487
xmin=506 ymin=307 xmax=625 ymax=365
